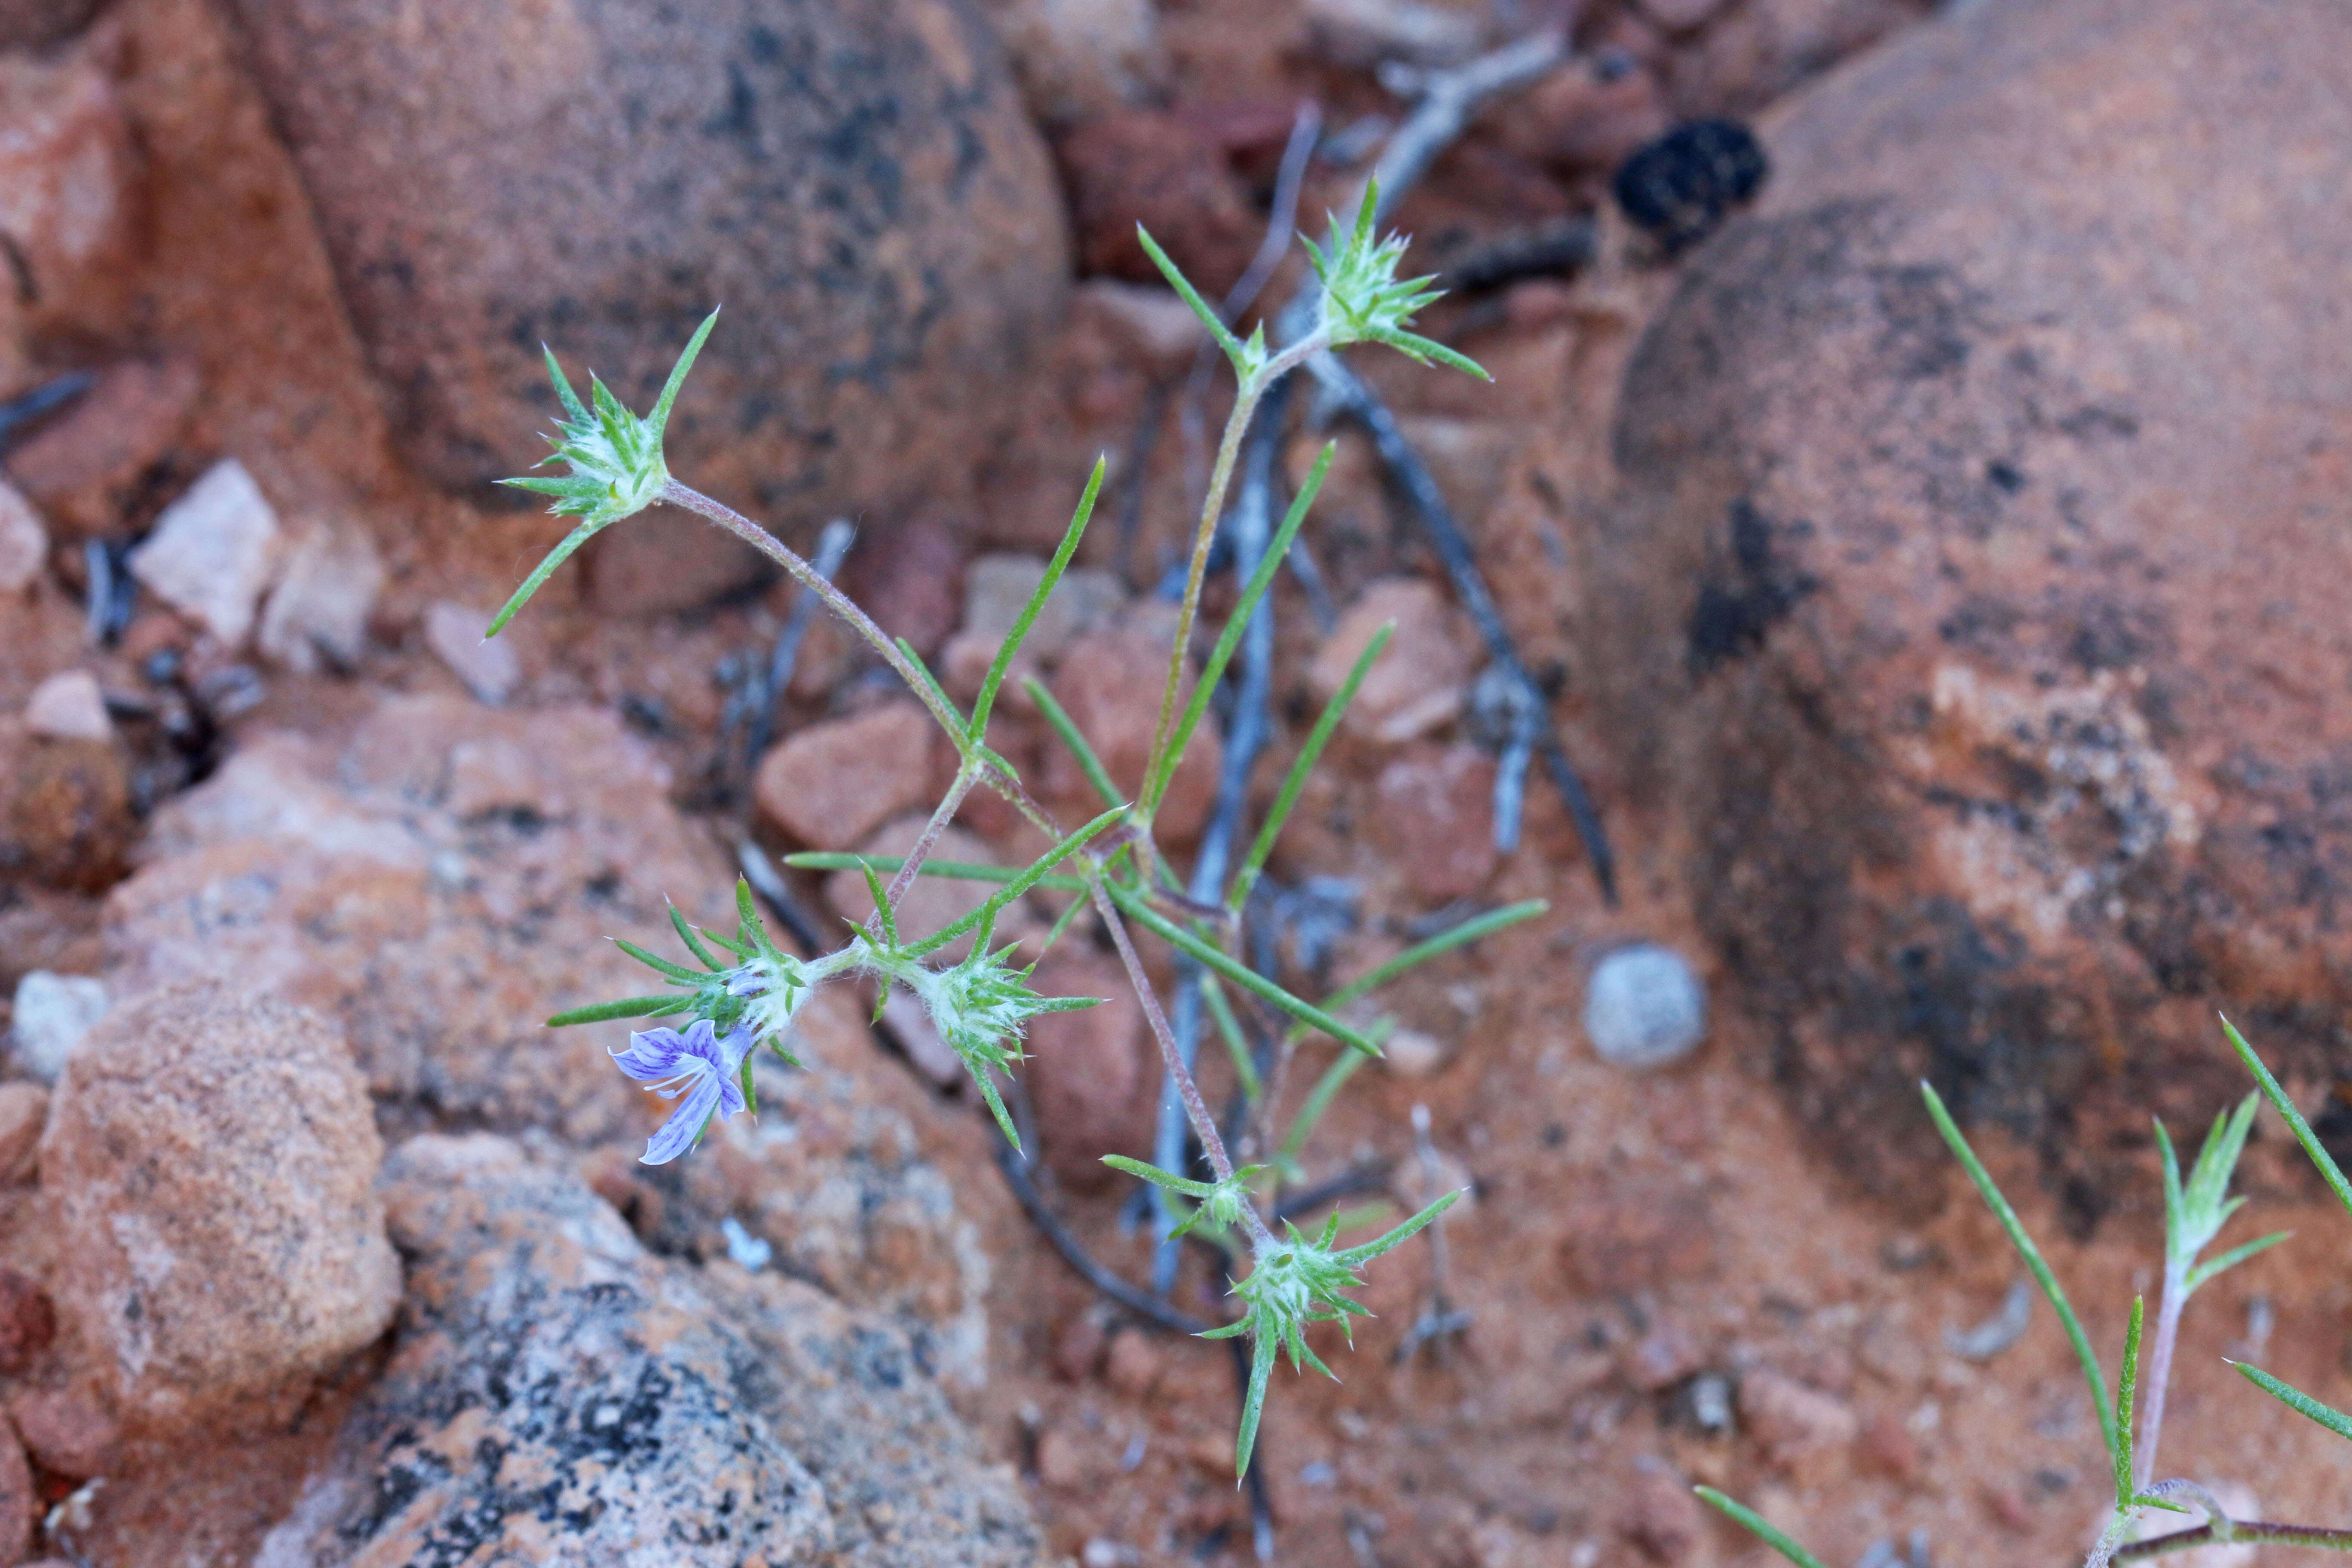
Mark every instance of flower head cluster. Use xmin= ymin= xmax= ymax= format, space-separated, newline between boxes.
xmin=902 ymin=940 xmax=1099 ymax=1150
xmin=1101 ymin=1156 xmax=1266 ymax=1241
xmin=1302 ymin=183 xmax=1488 ymax=381
xmin=1203 ymin=1191 xmax=1460 ymax=1478
xmin=486 ymin=309 xmax=718 ymax=637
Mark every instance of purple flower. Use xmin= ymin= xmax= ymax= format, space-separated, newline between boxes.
xmin=609 ymin=1017 xmax=753 ymax=1165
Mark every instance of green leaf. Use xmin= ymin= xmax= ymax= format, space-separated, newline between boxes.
xmin=2233 ymin=1359 xmax=2352 ymax=1443
xmin=1027 ymin=677 xmax=1124 ymax=811
xmin=2223 ymin=1014 xmax=2352 ymax=1220
xmin=906 ymin=805 xmax=1126 ymax=958
xmin=2114 ymin=1295 xmax=2144 ymax=1503
xmin=649 ymin=308 xmax=720 ymax=438
xmin=1921 ymin=1080 xmax=2119 ymax=1468
xmin=1100 ymin=1154 xmax=1220 ymax=1197
xmin=1136 ymin=225 xmax=1247 ymax=374
xmin=894 ymin=638 xmax=967 ymax=735
xmin=615 ymin=938 xmax=704 ymax=984
xmin=2185 ymin=1231 xmax=2289 ymax=1295
xmin=1109 ymin=886 xmax=1380 ymax=1056
xmin=1280 ymin=1039 xmax=1372 ymax=1165
xmin=1692 ymin=1488 xmax=1829 ymax=1568
xmin=1200 ymin=973 xmax=1262 ymax=1102
xmin=547 ymin=995 xmax=692 ymax=1026
xmin=1320 ymin=900 xmax=1548 ymax=1014
xmin=1234 ymin=1324 xmax=1275 ymax=1480
xmin=484 ymin=517 xmax=606 ymax=638
xmin=1336 ymin=1188 xmax=1458 ymax=1265
xmin=1146 ymin=443 xmax=1332 ymax=817
xmin=1231 ymin=622 xmax=1390 ymax=913
xmin=669 ymin=904 xmax=723 ymax=971
xmin=970 ymin=459 xmax=1102 ymax=742
xmin=858 ymin=858 xmax=899 ymax=949
xmin=1371 ymin=328 xmax=1491 ymax=381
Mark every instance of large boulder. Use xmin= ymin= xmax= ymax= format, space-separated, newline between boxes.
xmin=218 ymin=0 xmax=1070 ymax=607
xmin=1583 ymin=0 xmax=2352 ymax=1201
xmin=251 ymin=1135 xmax=1039 ymax=1567
xmin=40 ymin=980 xmax=400 ymax=1436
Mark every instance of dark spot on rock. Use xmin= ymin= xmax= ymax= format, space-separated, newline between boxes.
xmin=1687 ymin=497 xmax=1817 ymax=675
xmin=1985 ymin=459 xmax=2025 ymax=493
xmin=1613 ymin=119 xmax=1768 ymax=256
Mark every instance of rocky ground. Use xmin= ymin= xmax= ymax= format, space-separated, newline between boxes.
xmin=0 ymin=0 xmax=2348 ymax=1564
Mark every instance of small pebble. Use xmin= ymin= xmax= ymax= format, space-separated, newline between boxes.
xmin=1583 ymin=943 xmax=1706 ymax=1068
xmin=24 ymin=671 xmax=110 ymax=742
xmin=7 ymin=973 xmax=107 ymax=1084
xmin=424 ymin=600 xmax=519 ymax=705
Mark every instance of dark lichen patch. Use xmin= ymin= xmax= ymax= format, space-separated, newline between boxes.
xmin=1687 ymin=497 xmax=1819 ymax=675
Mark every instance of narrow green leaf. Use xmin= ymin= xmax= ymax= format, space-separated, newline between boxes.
xmin=547 ymin=995 xmax=691 ymax=1026
xmin=1101 ymin=1153 xmax=1219 ymax=1197
xmin=1921 ymin=1080 xmax=2119 ymax=1467
xmin=906 ymin=805 xmax=1126 ymax=958
xmin=1136 ymin=225 xmax=1246 ymax=373
xmin=1028 ymin=677 xmax=1124 ymax=810
xmin=1281 ymin=1042 xmax=1369 ymax=1164
xmin=2232 ymin=1360 xmax=2352 ymax=1443
xmin=976 ymin=1074 xmax=1023 ymax=1152
xmin=542 ymin=343 xmax=590 ymax=424
xmin=615 ymin=938 xmax=704 ymax=983
xmin=1321 ymin=900 xmax=1548 ymax=1014
xmin=739 ymin=1046 xmax=758 ymax=1117
xmin=2186 ymin=1231 xmax=2289 ymax=1295
xmin=649 ymin=308 xmax=721 ymax=438
xmin=1147 ymin=444 xmax=1332 ymax=817
xmin=858 ymin=858 xmax=898 ymax=949
xmin=1109 ymin=887 xmax=1379 ymax=1057
xmin=894 ymin=638 xmax=968 ymax=735
xmin=1692 ymin=1488 xmax=1830 ymax=1568
xmin=1232 ymin=622 xmax=1390 ymax=913
xmin=1036 ymin=884 xmax=1092 ymax=956
xmin=669 ymin=904 xmax=723 ymax=971
xmin=1337 ymin=1188 xmax=1458 ymax=1264
xmin=1200 ymin=973 xmax=1262 ymax=1102
xmin=2114 ymin=1296 xmax=2144 ymax=1502
xmin=971 ymin=460 xmax=1102 ymax=741
xmin=484 ymin=517 xmax=607 ymax=638
xmin=782 ymin=851 xmax=1090 ymax=892
xmin=2156 ymin=1117 xmax=2185 ymax=1252
xmin=2223 ymin=1015 xmax=2352 ymax=1220
xmin=1374 ymin=328 xmax=1491 ymax=381
xmin=1234 ymin=1326 xmax=1275 ymax=1481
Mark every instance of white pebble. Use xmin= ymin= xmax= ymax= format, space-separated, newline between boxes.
xmin=424 ymin=600 xmax=519 ymax=705
xmin=9 ymin=971 xmax=109 ymax=1084
xmin=24 ymin=670 xmax=110 ymax=741
xmin=1583 ymin=943 xmax=1706 ymax=1069
xmin=128 ymin=458 xmax=282 ymax=645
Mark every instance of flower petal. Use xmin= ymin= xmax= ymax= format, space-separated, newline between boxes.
xmin=612 ymin=1026 xmax=691 ymax=1081
xmin=675 ymin=1017 xmax=727 ymax=1071
xmin=641 ymin=1075 xmax=724 ymax=1165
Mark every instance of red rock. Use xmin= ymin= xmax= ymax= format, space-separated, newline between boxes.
xmin=842 ymin=517 xmax=965 ymax=659
xmin=3 ymin=360 xmax=199 ymax=540
xmin=1310 ymin=578 xmax=1479 ymax=744
xmin=0 ymin=723 xmax=131 ymax=893
xmin=1102 ymin=1328 xmax=1162 ymax=1398
xmin=1617 ymin=1456 xmax=1701 ymax=1562
xmin=1583 ymin=0 xmax=2352 ymax=1200
xmin=1035 ymin=1424 xmax=1093 ymax=1488
xmin=979 ymin=0 xmax=1164 ymax=126
xmin=1663 ymin=0 xmax=1929 ymax=115
xmin=0 ymin=1086 xmax=43 ymax=1184
xmin=0 ymin=1 xmax=105 ymax=49
xmin=1489 ymin=56 xmax=1669 ymax=174
xmin=754 ymin=702 xmax=946 ymax=851
xmin=1366 ymin=744 xmax=1496 ymax=903
xmin=1039 ymin=619 xmax=1222 ymax=844
xmin=1051 ymin=1311 xmax=1108 ymax=1382
xmin=1020 ymin=948 xmax=1150 ymax=1188
xmin=1054 ymin=110 xmax=1259 ymax=295
xmin=0 ymin=1416 xmax=28 ymax=1562
xmin=583 ymin=517 xmax=772 ymax=619
xmin=1858 ymin=1408 xmax=1921 ymax=1484
xmin=219 ymin=0 xmax=1069 ymax=529
xmin=1739 ymin=1368 xmax=1858 ymax=1485
xmin=1625 ymin=1321 xmax=1702 ymax=1391
xmin=8 ymin=1387 xmax=114 ymax=1479
xmin=0 ymin=1274 xmax=53 ymax=1377
xmin=0 ymin=46 xmax=139 ymax=343
xmin=41 ymin=981 xmax=400 ymax=1436
xmin=1559 ymin=1172 xmax=1715 ymax=1291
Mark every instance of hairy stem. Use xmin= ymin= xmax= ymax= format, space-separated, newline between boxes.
xmin=662 ymin=481 xmax=971 ymax=743
xmin=1141 ymin=336 xmax=1324 ymax=822
xmin=2137 ymin=1259 xmax=2188 ymax=1486
xmin=2116 ymin=1521 xmax=2352 ymax=1559
xmin=872 ymin=762 xmax=980 ymax=939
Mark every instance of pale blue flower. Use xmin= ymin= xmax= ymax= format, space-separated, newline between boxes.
xmin=609 ymin=1017 xmax=753 ymax=1165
